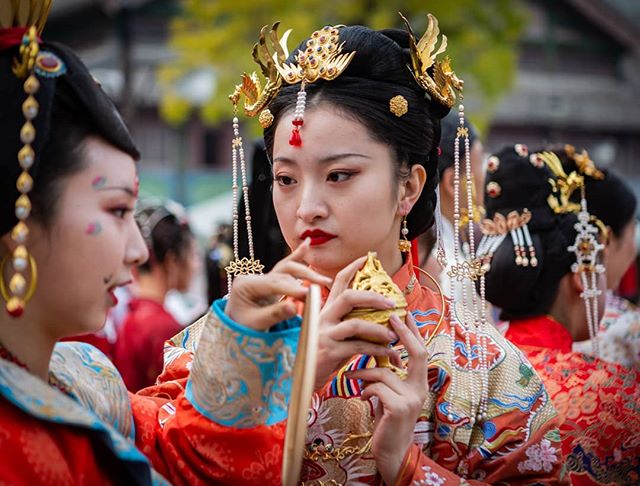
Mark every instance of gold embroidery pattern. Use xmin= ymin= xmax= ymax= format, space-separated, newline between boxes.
xmin=299 ymin=307 xmax=558 ymax=483
xmin=188 ymin=311 xmax=294 ymax=428
xmin=49 ymin=342 xmax=133 ymax=440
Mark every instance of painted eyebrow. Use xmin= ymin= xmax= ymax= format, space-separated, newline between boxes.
xmin=273 ymin=153 xmax=372 ymax=164
xmin=97 ymin=186 xmax=136 ymax=197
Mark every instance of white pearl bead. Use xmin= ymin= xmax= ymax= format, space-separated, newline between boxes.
xmin=13 ymin=257 xmax=27 ymax=272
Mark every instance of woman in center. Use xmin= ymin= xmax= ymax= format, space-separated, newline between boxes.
xmin=216 ymin=18 xmax=566 ymax=484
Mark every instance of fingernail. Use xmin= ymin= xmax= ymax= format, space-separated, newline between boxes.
xmin=384 ymin=299 xmax=395 ymax=308
xmin=387 ymin=330 xmax=398 ymax=340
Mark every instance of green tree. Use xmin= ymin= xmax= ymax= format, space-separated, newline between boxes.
xmin=158 ymin=0 xmax=525 ymax=132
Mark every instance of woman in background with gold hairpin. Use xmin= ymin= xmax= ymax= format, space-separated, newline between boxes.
xmin=479 ymin=145 xmax=640 ymax=485
xmin=158 ymin=15 xmax=566 ymax=485
xmin=0 ymin=3 xmax=322 ymax=484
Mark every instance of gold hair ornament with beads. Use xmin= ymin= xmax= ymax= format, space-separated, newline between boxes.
xmin=1 ymin=0 xmax=52 ymax=317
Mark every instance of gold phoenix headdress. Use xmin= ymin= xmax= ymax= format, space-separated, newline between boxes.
xmin=401 ymin=13 xmax=464 ymax=109
xmin=0 ymin=0 xmax=53 ymax=317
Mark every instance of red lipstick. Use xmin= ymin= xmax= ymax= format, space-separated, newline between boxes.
xmin=301 ymin=229 xmax=337 ymax=246
xmin=108 ymin=289 xmax=118 ymax=306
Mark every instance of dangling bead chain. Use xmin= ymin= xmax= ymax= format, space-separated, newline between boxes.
xmin=239 ymin=127 xmax=256 ymax=264
xmin=580 ymin=190 xmax=601 ymax=358
xmin=5 ymin=29 xmax=40 ymax=318
xmin=289 ymin=81 xmax=307 ymax=146
xmin=446 ymin=115 xmax=462 ymax=423
xmin=228 ymin=109 xmax=241 ymax=293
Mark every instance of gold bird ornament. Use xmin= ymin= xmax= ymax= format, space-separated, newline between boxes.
xmin=345 ymin=253 xmax=408 ymax=373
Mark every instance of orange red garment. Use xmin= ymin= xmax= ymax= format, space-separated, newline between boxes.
xmin=503 ymin=315 xmax=640 ymax=485
xmin=0 ymin=328 xmax=292 ymax=484
xmin=159 ymin=256 xmax=566 ymax=485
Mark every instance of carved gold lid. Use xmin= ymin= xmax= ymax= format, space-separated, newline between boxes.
xmin=347 ymin=252 xmax=407 ymax=327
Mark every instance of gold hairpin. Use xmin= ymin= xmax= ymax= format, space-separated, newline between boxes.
xmin=400 ymin=13 xmax=463 ymax=108
xmin=564 ymin=145 xmax=605 ymax=180
xmin=536 ymin=151 xmax=584 ymax=214
xmin=229 ymin=22 xmax=291 ymax=117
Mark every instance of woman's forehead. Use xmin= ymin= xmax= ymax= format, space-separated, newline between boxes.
xmin=273 ymin=108 xmax=388 ymax=163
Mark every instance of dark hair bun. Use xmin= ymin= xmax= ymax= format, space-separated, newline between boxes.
xmin=481 ymin=144 xmax=581 ymax=319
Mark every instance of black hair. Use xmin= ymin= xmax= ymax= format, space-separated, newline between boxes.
xmin=484 ymin=212 xmax=577 ymax=320
xmin=136 ymin=206 xmax=193 ymax=274
xmin=481 ymin=145 xmax=581 ymax=320
xmin=588 ymin=170 xmax=637 ymax=237
xmin=263 ymin=25 xmax=449 ymax=239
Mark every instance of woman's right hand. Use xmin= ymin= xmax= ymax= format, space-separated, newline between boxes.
xmin=313 ymin=256 xmax=402 ymax=390
xmin=225 ymin=238 xmax=332 ymax=331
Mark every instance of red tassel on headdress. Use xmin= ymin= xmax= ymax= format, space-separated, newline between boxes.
xmin=289 ymin=119 xmax=303 ymax=146
xmin=289 ymin=128 xmax=302 ymax=146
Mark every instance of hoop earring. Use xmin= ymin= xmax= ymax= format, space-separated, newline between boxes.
xmin=0 ymin=253 xmax=38 ymax=316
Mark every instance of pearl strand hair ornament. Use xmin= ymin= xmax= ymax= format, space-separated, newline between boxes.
xmin=224 ymin=104 xmax=265 ymax=294
xmin=568 ymin=185 xmax=605 ymax=357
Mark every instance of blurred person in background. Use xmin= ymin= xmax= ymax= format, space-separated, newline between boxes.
xmin=547 ymin=145 xmax=640 ymax=368
xmin=114 ymin=200 xmax=197 ymax=391
xmin=205 ymin=222 xmax=232 ymax=301
xmin=481 ymin=145 xmax=640 ymax=484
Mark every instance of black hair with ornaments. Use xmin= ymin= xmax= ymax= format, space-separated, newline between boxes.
xmin=482 ymin=145 xmax=579 ymax=320
xmin=0 ymin=41 xmax=139 ymax=236
xmin=263 ymin=25 xmax=451 ymax=240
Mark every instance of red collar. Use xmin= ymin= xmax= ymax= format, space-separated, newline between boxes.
xmin=504 ymin=315 xmax=574 ymax=353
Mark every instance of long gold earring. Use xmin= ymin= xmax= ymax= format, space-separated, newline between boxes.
xmin=398 ymin=216 xmax=411 ymax=253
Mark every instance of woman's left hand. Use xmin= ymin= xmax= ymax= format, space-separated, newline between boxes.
xmin=345 ymin=312 xmax=429 ymax=485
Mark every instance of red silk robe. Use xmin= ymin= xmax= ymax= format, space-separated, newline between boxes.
xmin=156 ymin=257 xmax=566 ymax=485
xmin=502 ymin=315 xmax=640 ymax=485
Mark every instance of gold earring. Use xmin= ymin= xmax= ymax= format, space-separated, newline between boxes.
xmin=398 ymin=216 xmax=411 ymax=253
xmin=0 ymin=252 xmax=38 ymax=317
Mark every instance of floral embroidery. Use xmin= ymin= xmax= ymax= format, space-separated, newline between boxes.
xmin=413 ymin=465 xmax=445 ymax=486
xmin=517 ymin=439 xmax=559 ymax=473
